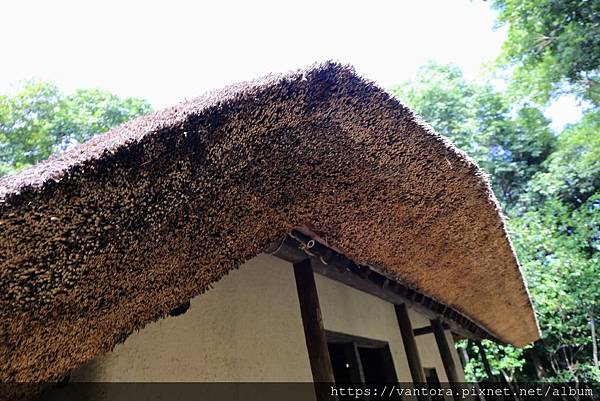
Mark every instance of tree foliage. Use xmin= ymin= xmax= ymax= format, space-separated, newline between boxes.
xmin=392 ymin=62 xmax=599 ymax=384
xmin=510 ymin=111 xmax=600 ymax=382
xmin=492 ymin=0 xmax=600 ymax=105
xmin=391 ymin=62 xmax=554 ymax=208
xmin=0 ymin=81 xmax=152 ymax=176
xmin=458 ymin=340 xmax=529 ymax=384
xmin=393 ymin=0 xmax=600 ymax=383
xmin=488 ymin=0 xmax=600 ymax=383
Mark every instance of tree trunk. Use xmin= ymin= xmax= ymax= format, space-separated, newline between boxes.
xmin=590 ymin=311 xmax=599 ymax=370
xmin=460 ymin=343 xmax=486 ymax=401
xmin=528 ymin=348 xmax=546 ymax=381
xmin=475 ymin=340 xmax=496 ymax=383
xmin=549 ymin=353 xmax=560 ymax=376
xmin=511 ymin=377 xmax=523 ymax=401
xmin=500 ymin=370 xmax=518 ymax=401
xmin=562 ymin=348 xmax=579 ymax=401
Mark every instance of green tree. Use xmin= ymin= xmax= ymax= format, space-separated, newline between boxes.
xmin=492 ymin=0 xmax=600 ymax=105
xmin=488 ymin=0 xmax=600 ymax=386
xmin=460 ymin=112 xmax=600 ymax=385
xmin=0 ymin=80 xmax=151 ymax=176
xmin=391 ymin=63 xmax=486 ymax=161
xmin=458 ymin=340 xmax=529 ymax=386
xmin=390 ymin=62 xmax=554 ymax=208
xmin=392 ymin=62 xmax=600 ymax=385
xmin=510 ymin=111 xmax=600 ymax=383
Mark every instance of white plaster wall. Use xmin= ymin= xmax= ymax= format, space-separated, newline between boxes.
xmin=313 ymin=274 xmax=413 ymax=382
xmin=70 ymin=252 xmax=467 ymax=392
xmin=71 ymin=254 xmax=313 ymax=382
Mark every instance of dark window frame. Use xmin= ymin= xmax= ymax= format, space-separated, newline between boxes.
xmin=326 ymin=330 xmax=398 ymax=385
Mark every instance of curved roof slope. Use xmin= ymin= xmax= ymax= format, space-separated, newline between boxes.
xmin=0 ymin=62 xmax=539 ymax=382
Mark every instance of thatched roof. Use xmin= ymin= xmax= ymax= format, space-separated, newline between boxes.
xmin=0 ymin=62 xmax=539 ymax=384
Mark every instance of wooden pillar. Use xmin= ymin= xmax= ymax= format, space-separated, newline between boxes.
xmin=431 ymin=318 xmax=461 ymax=401
xmin=394 ymin=304 xmax=426 ymax=384
xmin=293 ymin=258 xmax=335 ymax=400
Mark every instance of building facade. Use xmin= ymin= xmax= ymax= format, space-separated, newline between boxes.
xmin=66 ymin=252 xmax=467 ymax=400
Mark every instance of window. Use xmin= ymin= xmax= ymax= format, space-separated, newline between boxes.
xmin=326 ymin=331 xmax=397 ymax=387
xmin=424 ymin=368 xmax=444 ymax=401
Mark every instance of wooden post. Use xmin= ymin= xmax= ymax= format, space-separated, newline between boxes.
xmin=395 ymin=304 xmax=426 ymax=384
xmin=431 ymin=319 xmax=461 ymax=401
xmin=293 ymin=258 xmax=335 ymax=400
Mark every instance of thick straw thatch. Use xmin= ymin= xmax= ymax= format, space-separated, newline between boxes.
xmin=0 ymin=62 xmax=539 ymax=384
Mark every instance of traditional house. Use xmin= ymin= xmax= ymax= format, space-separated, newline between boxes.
xmin=0 ymin=63 xmax=539 ymax=400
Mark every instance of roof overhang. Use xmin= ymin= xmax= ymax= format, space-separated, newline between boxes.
xmin=0 ymin=62 xmax=539 ymax=385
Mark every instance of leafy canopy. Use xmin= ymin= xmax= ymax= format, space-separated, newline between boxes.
xmin=511 ymin=111 xmax=600 ymax=382
xmin=492 ymin=0 xmax=600 ymax=105
xmin=392 ymin=61 xmax=599 ymax=383
xmin=390 ymin=62 xmax=554 ymax=208
xmin=0 ymin=81 xmax=152 ymax=176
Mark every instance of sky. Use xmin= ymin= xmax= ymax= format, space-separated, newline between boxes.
xmin=1 ymin=0 xmax=581 ymax=130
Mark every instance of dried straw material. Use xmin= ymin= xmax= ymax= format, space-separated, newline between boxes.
xmin=0 ymin=62 xmax=539 ymax=384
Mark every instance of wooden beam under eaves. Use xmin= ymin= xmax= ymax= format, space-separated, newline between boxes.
xmin=413 ymin=323 xmax=450 ymax=336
